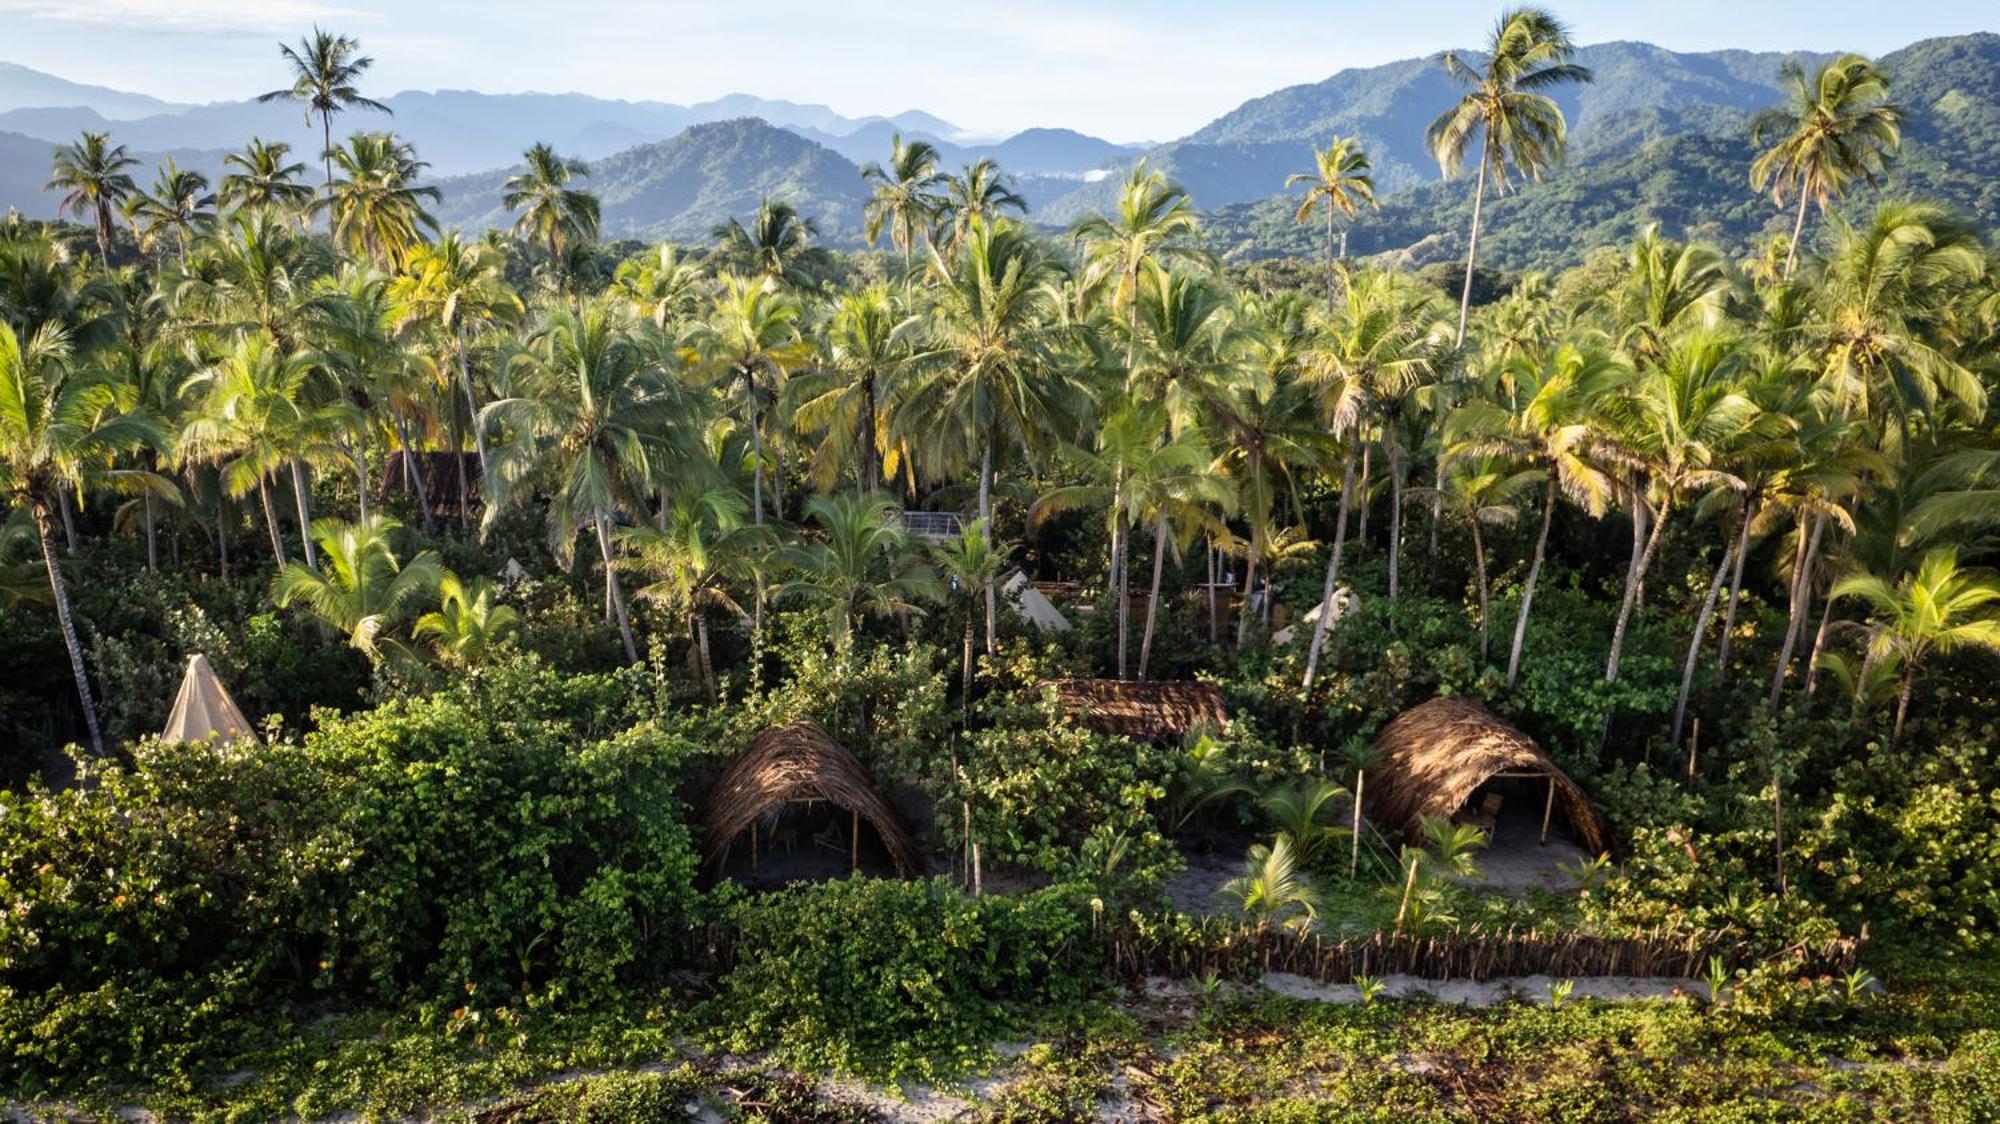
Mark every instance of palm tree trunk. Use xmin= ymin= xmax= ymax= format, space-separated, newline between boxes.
xmin=350 ymin=435 xmax=371 ymax=523
xmin=216 ymin=498 xmax=229 ymax=578
xmin=1768 ymin=513 xmax=1826 ymax=706
xmin=1506 ymin=475 xmax=1559 ymax=689
xmin=1606 ymin=500 xmax=1670 ymax=685
xmin=32 ymin=494 xmax=105 ymax=756
xmin=1715 ymin=497 xmax=1757 ymax=679
xmin=1139 ymin=514 xmax=1168 ymax=681
xmin=1892 ymin=663 xmax=1915 ymax=746
xmin=452 ymin=410 xmax=472 ymax=530
xmin=1355 ymin=444 xmax=1372 ymax=549
xmin=1349 ymin=770 xmax=1366 ymax=880
xmin=392 ymin=414 xmax=435 ymax=533
xmin=595 ymin=511 xmax=638 ymax=663
xmin=1302 ymin=444 xmax=1358 ymax=692
xmin=456 ymin=337 xmax=490 ymax=488
xmin=1471 ymin=519 xmax=1490 ymax=662
xmin=1784 ymin=190 xmax=1810 ymax=279
xmin=1804 ymin=593 xmax=1839 ymax=697
xmin=1388 ymin=455 xmax=1405 ymax=601
xmin=692 ymin=611 xmax=716 ymax=703
xmin=1325 ymin=205 xmax=1338 ymax=317
xmin=1205 ymin=542 xmax=1218 ymax=644
xmin=1673 ymin=544 xmax=1735 ymax=746
xmin=96 ymin=202 xmax=114 ymax=267
xmin=1454 ymin=150 xmax=1491 ymax=347
xmin=290 ymin=461 xmax=318 ymax=568
xmin=750 ymin=400 xmax=766 ymax=526
xmin=1236 ymin=547 xmax=1260 ymax=649
xmin=56 ymin=488 xmax=78 ymax=552
xmin=259 ymin=475 xmax=286 ymax=563
xmin=978 ymin=439 xmax=997 ymax=657
xmin=144 ymin=492 xmax=158 ymax=572
xmin=859 ymin=371 xmax=879 ymax=494
xmin=961 ymin=604 xmax=975 ymax=725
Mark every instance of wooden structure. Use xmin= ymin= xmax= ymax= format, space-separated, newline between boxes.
xmin=701 ymin=722 xmax=920 ymax=877
xmin=379 ymin=451 xmax=482 ymax=518
xmin=1045 ymin=679 xmax=1229 ymax=742
xmin=1367 ymin=697 xmax=1610 ymax=853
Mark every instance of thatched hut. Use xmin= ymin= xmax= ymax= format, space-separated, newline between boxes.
xmin=1368 ymin=697 xmax=1610 ymax=854
xmin=379 ymin=451 xmax=481 ymax=518
xmin=1045 ymin=679 xmax=1228 ymax=742
xmin=701 ymin=722 xmax=921 ymax=877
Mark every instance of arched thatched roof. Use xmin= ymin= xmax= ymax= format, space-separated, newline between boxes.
xmin=701 ymin=722 xmax=921 ymax=876
xmin=1045 ymin=679 xmax=1228 ymax=742
xmin=1367 ymin=697 xmax=1610 ymax=854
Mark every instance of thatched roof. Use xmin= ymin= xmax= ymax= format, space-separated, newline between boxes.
xmin=1367 ymin=697 xmax=1610 ymax=854
xmin=1045 ymin=679 xmax=1228 ymax=741
xmin=379 ymin=451 xmax=481 ymax=516
xmin=701 ymin=722 xmax=921 ymax=876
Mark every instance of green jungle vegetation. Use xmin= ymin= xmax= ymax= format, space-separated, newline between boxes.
xmin=4 ymin=8 xmax=2000 ymax=1120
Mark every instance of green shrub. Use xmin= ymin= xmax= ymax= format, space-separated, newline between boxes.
xmin=707 ymin=877 xmax=1101 ymax=1081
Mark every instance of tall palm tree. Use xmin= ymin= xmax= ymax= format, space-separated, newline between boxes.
xmin=502 ymin=143 xmax=600 ymax=285
xmin=1448 ymin=341 xmax=1624 ymax=687
xmin=698 ymin=275 xmax=811 ymax=525
xmin=258 ymin=26 xmax=390 ymax=195
xmin=1286 ymin=136 xmax=1378 ymax=313
xmin=389 ymin=233 xmax=523 ymax=486
xmin=612 ymin=243 xmax=706 ymax=330
xmin=1426 ymin=6 xmax=1593 ymax=345
xmin=776 ymin=493 xmax=941 ymax=648
xmin=1832 ymin=548 xmax=2000 ymax=745
xmin=219 ymin=138 xmax=313 ymax=216
xmin=483 ymin=302 xmax=694 ymax=663
xmin=1301 ymin=269 xmax=1445 ymax=691
xmin=272 ymin=515 xmax=442 ymax=660
xmin=931 ymin=517 xmax=1008 ymax=710
xmin=46 ymin=132 xmax=139 ymax=265
xmin=1432 ymin=453 xmax=1541 ymax=661
xmin=0 ymin=322 xmax=164 ymax=755
xmin=902 ymin=219 xmax=1079 ymax=655
xmin=179 ymin=331 xmax=331 ymax=569
xmin=935 ymin=158 xmax=1027 ymax=261
xmin=711 ymin=199 xmax=827 ymax=291
xmin=126 ymin=160 xmax=216 ymax=260
xmin=1750 ymin=54 xmax=1904 ymax=278
xmin=1072 ymin=161 xmax=1206 ymax=376
xmin=788 ymin=284 xmax=914 ymax=492
xmin=861 ymin=134 xmax=946 ymax=290
xmin=319 ymin=132 xmax=440 ymax=268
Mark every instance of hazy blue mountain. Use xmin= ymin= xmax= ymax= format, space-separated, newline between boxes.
xmin=1 ymin=129 xmax=228 ymax=222
xmin=786 ymin=120 xmax=1139 ymax=177
xmin=0 ymin=61 xmax=186 ymax=119
xmin=431 ymin=118 xmax=872 ymax=244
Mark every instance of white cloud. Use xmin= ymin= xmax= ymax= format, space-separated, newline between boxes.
xmin=0 ymin=0 xmax=359 ymax=35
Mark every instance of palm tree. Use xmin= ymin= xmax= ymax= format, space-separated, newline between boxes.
xmin=1432 ymin=452 xmax=1541 ymax=661
xmin=1832 ymin=548 xmax=2000 ymax=745
xmin=319 ymin=132 xmax=440 ymax=268
xmin=711 ymin=199 xmax=826 ymax=291
xmin=931 ymin=517 xmax=1008 ymax=711
xmin=219 ymin=138 xmax=313 ymax=216
xmin=698 ymin=275 xmax=811 ymax=524
xmin=178 ymin=330 xmax=330 ymax=568
xmin=1257 ymin=779 xmax=1352 ymax=868
xmin=1217 ymin=834 xmax=1320 ymax=932
xmin=46 ymin=132 xmax=138 ymax=265
xmin=775 ymin=493 xmax=941 ymax=648
xmin=1750 ymin=54 xmax=1904 ymax=278
xmin=258 ymin=26 xmax=390 ymax=195
xmin=502 ymin=143 xmax=600 ymax=285
xmin=1447 ymin=341 xmax=1624 ymax=687
xmin=0 ymin=322 xmax=164 ymax=755
xmin=389 ymin=233 xmax=523 ymax=486
xmin=612 ymin=243 xmax=706 ymax=330
xmin=620 ymin=483 xmax=767 ymax=700
xmin=414 ymin=572 xmax=522 ymax=668
xmin=1301 ymin=270 xmax=1445 ymax=691
xmin=861 ymin=134 xmax=946 ymax=290
xmin=483 ymin=302 xmax=694 ymax=663
xmin=273 ymin=515 xmax=441 ymax=660
xmin=1426 ymin=6 xmax=1593 ymax=345
xmin=935 ymin=159 xmax=1027 ymax=261
xmin=1286 ymin=136 xmax=1378 ymax=313
xmin=902 ymin=219 xmax=1079 ymax=655
xmin=788 ymin=284 xmax=914 ymax=492
xmin=1072 ymin=161 xmax=1206 ymax=376
xmin=126 ymin=160 xmax=216 ymax=260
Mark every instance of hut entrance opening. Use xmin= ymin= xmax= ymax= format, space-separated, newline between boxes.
xmin=714 ymin=797 xmax=901 ymax=888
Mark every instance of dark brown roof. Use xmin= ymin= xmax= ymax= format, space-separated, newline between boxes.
xmin=1044 ymin=679 xmax=1229 ymax=741
xmin=701 ymin=722 xmax=921 ymax=876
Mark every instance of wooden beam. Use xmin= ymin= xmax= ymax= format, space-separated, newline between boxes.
xmin=1540 ymin=776 xmax=1556 ymax=845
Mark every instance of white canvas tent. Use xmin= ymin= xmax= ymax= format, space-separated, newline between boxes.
xmin=1272 ymin=587 xmax=1360 ymax=646
xmin=1002 ymin=572 xmax=1071 ymax=632
xmin=161 ymin=653 xmax=258 ymax=745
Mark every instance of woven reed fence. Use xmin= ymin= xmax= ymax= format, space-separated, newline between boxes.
xmin=1106 ymin=918 xmax=1861 ymax=984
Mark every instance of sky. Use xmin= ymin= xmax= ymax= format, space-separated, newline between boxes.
xmin=0 ymin=0 xmax=1993 ymax=142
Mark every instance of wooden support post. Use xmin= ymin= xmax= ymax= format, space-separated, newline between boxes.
xmin=851 ymin=809 xmax=859 ymax=872
xmin=750 ymin=821 xmax=759 ymax=875
xmin=1687 ymin=718 xmax=1700 ymax=783
xmin=1540 ymin=776 xmax=1555 ymax=845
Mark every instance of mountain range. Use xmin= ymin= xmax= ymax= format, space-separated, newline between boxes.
xmin=2 ymin=31 xmax=1996 ymax=269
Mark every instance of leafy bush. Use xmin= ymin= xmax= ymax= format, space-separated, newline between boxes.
xmin=707 ymin=877 xmax=1100 ymax=1081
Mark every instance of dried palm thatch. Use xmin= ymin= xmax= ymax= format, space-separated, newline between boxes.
xmin=379 ymin=451 xmax=482 ymax=517
xmin=1045 ymin=679 xmax=1228 ymax=741
xmin=701 ymin=722 xmax=920 ymax=876
xmin=1368 ymin=697 xmax=1610 ymax=854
